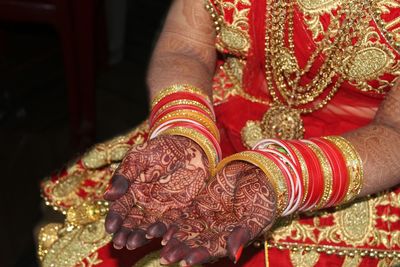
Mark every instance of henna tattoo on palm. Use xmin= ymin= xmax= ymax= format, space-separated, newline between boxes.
xmin=104 ymin=135 xmax=210 ymax=249
xmin=159 ymin=161 xmax=277 ymax=266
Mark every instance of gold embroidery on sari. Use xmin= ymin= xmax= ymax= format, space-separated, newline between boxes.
xmin=38 ymin=223 xmax=63 ymax=261
xmin=298 ymin=1 xmax=398 ymax=93
xmin=341 ymin=29 xmax=397 ymax=94
xmin=378 ymin=258 xmax=400 ymax=267
xmin=341 ymin=41 xmax=395 ymax=81
xmin=82 ymin=123 xmax=148 ymax=169
xmin=268 ymin=241 xmax=400 ymax=260
xmin=206 ymin=0 xmax=251 ymax=56
xmin=373 ymin=0 xmax=400 ymax=53
xmin=296 ymin=0 xmax=341 ymax=14
xmin=76 ymin=253 xmax=103 ymax=267
xmin=42 ymin=122 xmax=148 ymax=212
xmin=43 ymin=169 xmax=112 ymax=213
xmin=39 ymin=201 xmax=111 ymax=267
xmin=266 ymin=192 xmax=400 ymax=260
xmin=289 ymin=249 xmax=320 ymax=267
xmin=318 ymin=200 xmax=376 ymax=247
xmin=66 ymin=201 xmax=109 ymax=227
xmin=212 ymin=57 xmax=247 ymax=104
xmin=342 ymin=255 xmax=363 ymax=267
xmin=41 ymin=217 xmax=111 ymax=267
xmin=38 ymin=124 xmax=150 ymax=266
xmin=296 ymin=0 xmax=341 ymax=39
xmin=217 ymin=57 xmax=270 ymax=105
xmin=218 ymin=25 xmax=250 ymax=55
xmin=133 ymin=251 xmax=202 ymax=267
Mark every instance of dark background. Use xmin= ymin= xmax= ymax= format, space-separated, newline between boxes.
xmin=0 ymin=1 xmax=171 ymax=266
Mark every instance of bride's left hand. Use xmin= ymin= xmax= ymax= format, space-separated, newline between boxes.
xmin=159 ymin=161 xmax=277 ymax=266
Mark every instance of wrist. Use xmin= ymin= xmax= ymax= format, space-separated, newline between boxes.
xmin=252 ymin=137 xmax=363 ymax=214
xmin=216 ymin=136 xmax=364 ymax=218
xmin=148 ymin=84 xmax=221 ymax=175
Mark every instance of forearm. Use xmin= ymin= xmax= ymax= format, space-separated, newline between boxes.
xmin=146 ymin=0 xmax=216 ymax=100
xmin=345 ymin=87 xmax=400 ymax=197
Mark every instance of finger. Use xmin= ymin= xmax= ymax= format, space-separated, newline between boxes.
xmin=114 ymin=146 xmax=146 ymax=183
xmin=126 ymin=229 xmax=149 ymax=250
xmin=181 ymin=246 xmax=211 ymax=267
xmin=185 ymin=230 xmax=230 ymax=258
xmin=105 ymin=211 xmax=124 ymax=234
xmin=226 ymin=227 xmax=251 ymax=263
xmin=104 ymin=175 xmax=130 ymax=201
xmin=105 ymin=192 xmax=135 ymax=233
xmin=161 ymin=225 xmax=179 ymax=246
xmin=146 ymin=222 xmax=167 ymax=239
xmin=160 ymin=238 xmax=190 ymax=265
xmin=112 ymin=227 xmax=131 ymax=249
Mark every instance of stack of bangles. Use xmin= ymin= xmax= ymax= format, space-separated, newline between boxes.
xmin=216 ymin=137 xmax=363 ymax=217
xmin=149 ymin=84 xmax=221 ymax=175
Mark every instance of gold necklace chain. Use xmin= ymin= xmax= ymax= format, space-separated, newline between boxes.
xmin=267 ymin=0 xmax=372 ymax=111
xmin=253 ymin=0 xmax=374 ymax=140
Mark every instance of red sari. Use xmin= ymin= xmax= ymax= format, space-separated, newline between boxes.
xmin=38 ymin=1 xmax=400 ymax=266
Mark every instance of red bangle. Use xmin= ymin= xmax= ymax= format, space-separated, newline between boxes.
xmin=310 ymin=138 xmax=342 ymax=208
xmin=290 ymin=140 xmax=324 ymax=211
xmin=150 ymin=104 xmax=213 ymax=127
xmin=315 ymin=138 xmax=349 ymax=205
xmin=150 ymin=118 xmax=205 ymax=138
xmin=170 ymin=121 xmax=222 ymax=160
xmin=151 ymin=92 xmax=213 ymax=120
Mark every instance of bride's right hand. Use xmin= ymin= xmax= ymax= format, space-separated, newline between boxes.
xmin=103 ymin=134 xmax=210 ymax=250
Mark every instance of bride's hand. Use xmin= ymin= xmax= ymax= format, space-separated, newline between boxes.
xmin=159 ymin=161 xmax=277 ymax=266
xmin=103 ymin=135 xmax=210 ymax=250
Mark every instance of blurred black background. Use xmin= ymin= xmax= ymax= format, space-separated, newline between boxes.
xmin=0 ymin=0 xmax=171 ymax=266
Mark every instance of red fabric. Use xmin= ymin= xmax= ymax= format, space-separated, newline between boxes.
xmin=40 ymin=1 xmax=400 ymax=266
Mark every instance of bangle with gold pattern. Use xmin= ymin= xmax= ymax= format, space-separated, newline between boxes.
xmin=152 ymin=99 xmax=215 ymax=122
xmin=161 ymin=126 xmax=219 ymax=176
xmin=303 ymin=140 xmax=334 ymax=210
xmin=323 ymin=136 xmax=363 ymax=204
xmin=150 ymin=109 xmax=220 ymax=142
xmin=151 ymin=84 xmax=212 ymax=110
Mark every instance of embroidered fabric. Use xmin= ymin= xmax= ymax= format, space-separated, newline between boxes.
xmin=37 ymin=1 xmax=400 ymax=267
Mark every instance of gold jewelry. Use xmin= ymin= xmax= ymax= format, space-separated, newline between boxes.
xmin=151 ymin=84 xmax=211 ymax=109
xmin=161 ymin=127 xmax=218 ymax=176
xmin=152 ymin=99 xmax=214 ymax=121
xmin=305 ymin=142 xmax=334 ymax=210
xmin=323 ymin=136 xmax=364 ymax=203
xmin=259 ymin=0 xmax=372 ymax=140
xmin=216 ymin=151 xmax=288 ymax=216
xmin=150 ymin=109 xmax=220 ymax=142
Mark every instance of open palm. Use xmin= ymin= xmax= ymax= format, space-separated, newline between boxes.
xmin=158 ymin=161 xmax=277 ymax=266
xmin=104 ymin=135 xmax=210 ymax=250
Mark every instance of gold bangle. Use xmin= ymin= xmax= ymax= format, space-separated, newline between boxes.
xmin=323 ymin=136 xmax=363 ymax=204
xmin=305 ymin=142 xmax=334 ymax=210
xmin=215 ymin=151 xmax=288 ymax=216
xmin=160 ymin=127 xmax=218 ymax=176
xmin=151 ymin=109 xmax=220 ymax=142
xmin=288 ymin=144 xmax=309 ymax=207
xmin=152 ymin=99 xmax=215 ymax=121
xmin=151 ymin=84 xmax=211 ymax=109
